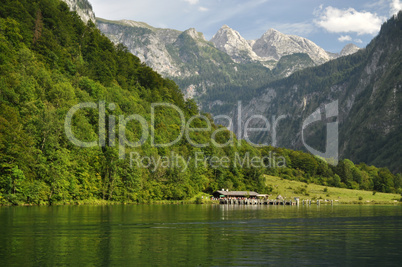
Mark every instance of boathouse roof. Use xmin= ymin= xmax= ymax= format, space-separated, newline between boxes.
xmin=213 ymin=190 xmax=259 ymax=197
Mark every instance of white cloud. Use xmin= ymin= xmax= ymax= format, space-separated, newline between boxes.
xmin=390 ymin=0 xmax=402 ymax=15
xmin=338 ymin=35 xmax=352 ymax=42
xmin=315 ymin=6 xmax=386 ymax=35
xmin=354 ymin=39 xmax=363 ymax=43
xmin=198 ymin=6 xmax=208 ymax=12
xmin=184 ymin=0 xmax=199 ymax=4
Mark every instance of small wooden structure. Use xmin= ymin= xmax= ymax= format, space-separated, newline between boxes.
xmin=212 ymin=190 xmax=259 ymax=199
xmin=213 ymin=190 xmax=308 ymax=206
xmin=219 ymin=198 xmax=295 ymax=205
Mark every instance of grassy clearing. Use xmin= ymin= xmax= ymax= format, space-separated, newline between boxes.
xmin=265 ymin=175 xmax=402 ymax=204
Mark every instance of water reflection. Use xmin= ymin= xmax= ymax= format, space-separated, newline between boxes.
xmin=0 ymin=205 xmax=401 ymax=266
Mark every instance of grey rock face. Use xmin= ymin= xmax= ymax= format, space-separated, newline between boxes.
xmin=97 ymin=19 xmax=184 ymax=77
xmin=62 ymin=0 xmax=95 ymax=24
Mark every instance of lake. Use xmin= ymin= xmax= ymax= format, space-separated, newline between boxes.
xmin=1 ymin=204 xmax=401 ymax=266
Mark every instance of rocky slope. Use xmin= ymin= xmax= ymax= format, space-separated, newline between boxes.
xmin=62 ymin=0 xmax=95 ymax=24
xmin=97 ymin=18 xmax=184 ymax=77
xmin=234 ymin=13 xmax=402 ymax=172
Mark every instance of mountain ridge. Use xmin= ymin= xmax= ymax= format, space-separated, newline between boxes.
xmin=96 ymin=18 xmax=360 ymax=103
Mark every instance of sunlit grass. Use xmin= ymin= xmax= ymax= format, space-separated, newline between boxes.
xmin=264 ymin=175 xmax=402 ymax=204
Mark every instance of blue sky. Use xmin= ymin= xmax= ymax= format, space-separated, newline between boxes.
xmin=90 ymin=0 xmax=401 ymax=53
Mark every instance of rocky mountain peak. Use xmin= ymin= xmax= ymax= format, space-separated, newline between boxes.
xmin=183 ymin=28 xmax=206 ymax=41
xmin=211 ymin=25 xmax=245 ymax=46
xmin=210 ymin=25 xmax=259 ymax=63
xmin=259 ymin=28 xmax=284 ymax=41
xmin=340 ymin=43 xmax=361 ymax=56
xmin=263 ymin=28 xmax=280 ymax=35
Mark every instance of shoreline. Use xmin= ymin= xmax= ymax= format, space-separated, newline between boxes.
xmin=1 ymin=199 xmax=401 ymax=207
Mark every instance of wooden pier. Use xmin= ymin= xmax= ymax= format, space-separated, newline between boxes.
xmin=212 ymin=190 xmax=329 ymax=206
xmin=218 ymin=198 xmax=331 ymax=206
xmin=219 ymin=198 xmax=296 ymax=205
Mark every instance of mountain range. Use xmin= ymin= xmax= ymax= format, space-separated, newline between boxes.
xmin=64 ymin=0 xmax=400 ymax=173
xmin=97 ymin=19 xmax=359 ymax=75
xmin=96 ymin=17 xmax=361 ymax=113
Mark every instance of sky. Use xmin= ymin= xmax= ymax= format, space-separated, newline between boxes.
xmin=90 ymin=0 xmax=402 ymax=53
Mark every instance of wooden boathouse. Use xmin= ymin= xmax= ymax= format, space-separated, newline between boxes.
xmin=212 ymin=190 xmax=259 ymax=199
xmin=213 ymin=190 xmax=300 ymax=205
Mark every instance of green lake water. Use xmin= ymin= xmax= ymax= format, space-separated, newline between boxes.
xmin=1 ymin=204 xmax=401 ymax=266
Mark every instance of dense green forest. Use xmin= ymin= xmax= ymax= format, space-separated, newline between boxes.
xmin=0 ymin=0 xmax=401 ymax=205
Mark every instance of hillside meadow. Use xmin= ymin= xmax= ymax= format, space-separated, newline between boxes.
xmin=264 ymin=175 xmax=402 ymax=204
